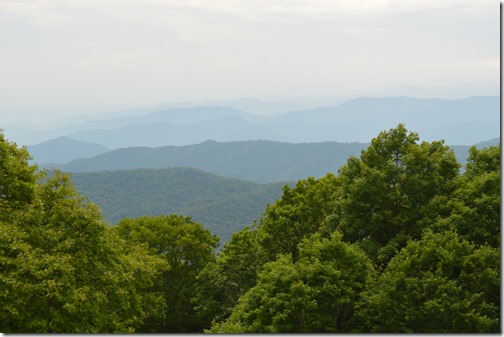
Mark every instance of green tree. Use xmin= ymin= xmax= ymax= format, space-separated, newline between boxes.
xmin=114 ymin=214 xmax=219 ymax=332
xmin=257 ymin=173 xmax=340 ymax=260
xmin=356 ymin=231 xmax=500 ymax=332
xmin=193 ymin=225 xmax=266 ymax=328
xmin=0 ymin=171 xmax=165 ymax=332
xmin=335 ymin=124 xmax=460 ymax=264
xmin=0 ymin=131 xmax=38 ymax=216
xmin=0 ymin=132 xmax=166 ymax=332
xmin=436 ymin=145 xmax=500 ymax=247
xmin=209 ymin=231 xmax=374 ymax=333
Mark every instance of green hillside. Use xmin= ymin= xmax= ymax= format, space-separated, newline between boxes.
xmin=69 ymin=167 xmax=290 ymax=243
xmin=47 ymin=137 xmax=499 ymax=184
xmin=51 ymin=140 xmax=369 ymax=183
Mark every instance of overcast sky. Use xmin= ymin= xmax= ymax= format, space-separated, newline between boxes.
xmin=0 ymin=0 xmax=499 ymax=124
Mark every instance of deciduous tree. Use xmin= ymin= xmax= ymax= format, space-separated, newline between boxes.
xmin=356 ymin=231 xmax=500 ymax=332
xmin=209 ymin=231 xmax=374 ymax=333
xmin=335 ymin=124 xmax=460 ymax=264
xmin=114 ymin=214 xmax=219 ymax=332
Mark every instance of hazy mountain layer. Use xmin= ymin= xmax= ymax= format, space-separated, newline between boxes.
xmin=47 ymin=137 xmax=499 ymax=183
xmin=28 ymin=136 xmax=109 ymax=164
xmin=7 ymin=96 xmax=499 ymax=148
xmin=263 ymin=96 xmax=499 ymax=145
xmin=50 ymin=140 xmax=370 ymax=183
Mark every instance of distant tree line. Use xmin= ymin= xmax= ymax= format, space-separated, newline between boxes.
xmin=0 ymin=124 xmax=499 ymax=332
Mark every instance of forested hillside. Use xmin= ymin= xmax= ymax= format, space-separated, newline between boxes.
xmin=69 ymin=167 xmax=288 ymax=243
xmin=49 ymin=140 xmax=371 ymax=183
xmin=45 ymin=138 xmax=498 ymax=183
xmin=0 ymin=125 xmax=499 ymax=333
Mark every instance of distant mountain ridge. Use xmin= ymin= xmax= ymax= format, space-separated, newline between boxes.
xmin=49 ymin=140 xmax=370 ymax=183
xmin=46 ymin=137 xmax=499 ymax=184
xmin=28 ymin=136 xmax=109 ymax=164
xmin=6 ymin=96 xmax=499 ymax=147
xmin=69 ymin=116 xmax=288 ymax=148
xmin=264 ymin=96 xmax=499 ymax=145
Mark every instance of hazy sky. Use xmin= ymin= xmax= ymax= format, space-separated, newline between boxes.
xmin=0 ymin=0 xmax=499 ymax=123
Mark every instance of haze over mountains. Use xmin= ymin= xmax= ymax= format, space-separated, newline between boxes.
xmin=9 ymin=96 xmax=500 ymax=151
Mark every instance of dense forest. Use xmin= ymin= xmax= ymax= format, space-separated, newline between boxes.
xmin=46 ymin=139 xmax=370 ymax=183
xmin=42 ymin=138 xmax=498 ymax=183
xmin=0 ymin=124 xmax=499 ymax=333
xmin=69 ymin=167 xmax=289 ymax=243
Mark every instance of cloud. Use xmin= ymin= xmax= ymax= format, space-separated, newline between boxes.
xmin=0 ymin=0 xmax=498 ymax=118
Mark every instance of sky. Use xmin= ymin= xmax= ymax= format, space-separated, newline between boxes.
xmin=0 ymin=0 xmax=500 ymax=124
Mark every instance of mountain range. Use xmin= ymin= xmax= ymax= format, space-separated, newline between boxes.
xmin=7 ymin=96 xmax=500 ymax=148
xmin=44 ymin=138 xmax=499 ymax=184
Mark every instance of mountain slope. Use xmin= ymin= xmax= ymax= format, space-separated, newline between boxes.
xmin=264 ymin=96 xmax=499 ymax=145
xmin=51 ymin=140 xmax=369 ymax=183
xmin=69 ymin=116 xmax=287 ymax=148
xmin=7 ymin=96 xmax=498 ymax=148
xmin=70 ymin=167 xmax=288 ymax=243
xmin=28 ymin=136 xmax=109 ymax=164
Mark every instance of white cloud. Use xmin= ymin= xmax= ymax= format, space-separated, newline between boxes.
xmin=0 ymin=0 xmax=498 ymax=122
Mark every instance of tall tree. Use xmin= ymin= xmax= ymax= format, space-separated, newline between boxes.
xmin=0 ymin=132 xmax=166 ymax=332
xmin=193 ymin=225 xmax=265 ymax=329
xmin=114 ymin=214 xmax=219 ymax=332
xmin=437 ymin=145 xmax=500 ymax=247
xmin=356 ymin=231 xmax=500 ymax=332
xmin=0 ymin=172 xmax=165 ymax=332
xmin=257 ymin=173 xmax=340 ymax=260
xmin=208 ymin=231 xmax=374 ymax=333
xmin=335 ymin=124 xmax=460 ymax=264
xmin=0 ymin=131 xmax=38 ymax=216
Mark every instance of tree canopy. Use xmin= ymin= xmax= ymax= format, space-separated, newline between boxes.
xmin=0 ymin=172 xmax=165 ymax=332
xmin=208 ymin=231 xmax=374 ymax=333
xmin=113 ymin=215 xmax=219 ymax=332
xmin=335 ymin=124 xmax=461 ymax=264
xmin=356 ymin=231 xmax=500 ymax=332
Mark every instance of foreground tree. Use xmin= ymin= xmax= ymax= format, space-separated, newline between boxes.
xmin=356 ymin=231 xmax=500 ymax=332
xmin=0 ymin=133 xmax=167 ymax=332
xmin=335 ymin=124 xmax=460 ymax=264
xmin=436 ymin=145 xmax=500 ymax=247
xmin=257 ymin=173 xmax=340 ymax=260
xmin=114 ymin=214 xmax=219 ymax=332
xmin=208 ymin=231 xmax=374 ymax=333
xmin=0 ymin=132 xmax=38 ymax=216
xmin=193 ymin=226 xmax=265 ymax=329
xmin=0 ymin=172 xmax=166 ymax=332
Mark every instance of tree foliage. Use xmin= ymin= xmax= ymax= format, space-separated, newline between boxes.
xmin=0 ymin=171 xmax=165 ymax=332
xmin=356 ymin=231 xmax=500 ymax=332
xmin=113 ymin=214 xmax=219 ymax=332
xmin=257 ymin=173 xmax=340 ymax=260
xmin=208 ymin=231 xmax=374 ymax=333
xmin=437 ymin=145 xmax=500 ymax=247
xmin=193 ymin=225 xmax=266 ymax=328
xmin=0 ymin=131 xmax=38 ymax=215
xmin=335 ymin=124 xmax=461 ymax=264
